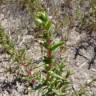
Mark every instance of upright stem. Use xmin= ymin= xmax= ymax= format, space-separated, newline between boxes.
xmin=47 ymin=39 xmax=52 ymax=80
xmin=47 ymin=39 xmax=52 ymax=58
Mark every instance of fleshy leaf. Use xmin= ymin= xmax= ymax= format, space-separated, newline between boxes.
xmin=50 ymin=41 xmax=64 ymax=51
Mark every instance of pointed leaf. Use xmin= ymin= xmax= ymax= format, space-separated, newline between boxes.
xmin=49 ymin=71 xmax=64 ymax=80
xmin=45 ymin=20 xmax=52 ymax=31
xmin=50 ymin=41 xmax=64 ymax=51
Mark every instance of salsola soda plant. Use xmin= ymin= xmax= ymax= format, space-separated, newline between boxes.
xmin=33 ymin=11 xmax=73 ymax=96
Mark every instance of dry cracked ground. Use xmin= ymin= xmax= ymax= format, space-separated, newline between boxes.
xmin=0 ymin=0 xmax=96 ymax=96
